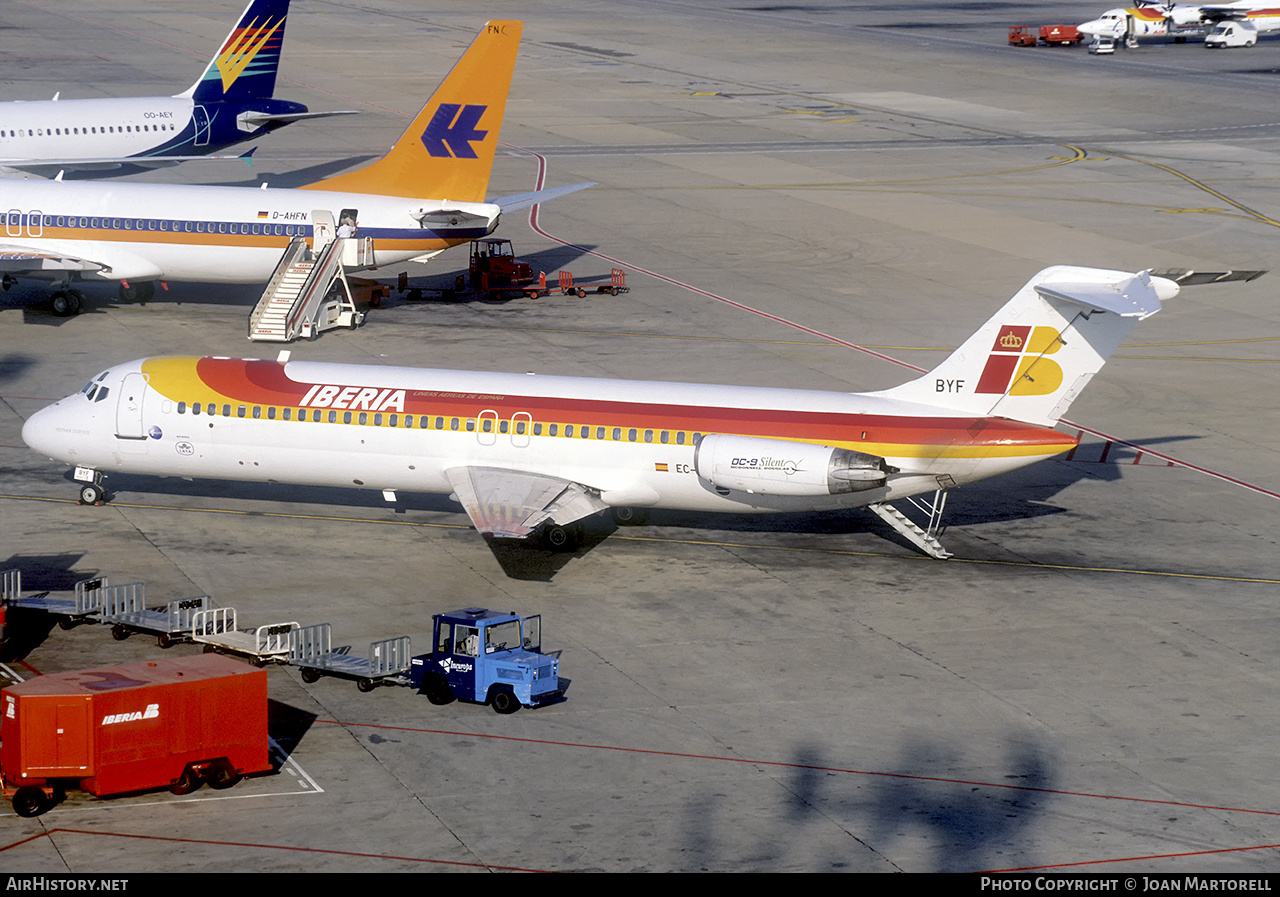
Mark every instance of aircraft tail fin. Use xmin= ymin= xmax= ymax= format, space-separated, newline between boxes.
xmin=180 ymin=0 xmax=291 ymax=102
xmin=300 ymin=21 xmax=522 ymax=200
xmin=869 ymin=266 xmax=1176 ymax=427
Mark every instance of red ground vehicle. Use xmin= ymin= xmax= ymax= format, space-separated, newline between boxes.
xmin=1008 ymin=25 xmax=1037 ymax=46
xmin=1039 ymin=25 xmax=1083 ymax=45
xmin=1009 ymin=24 xmax=1084 ymax=46
xmin=0 ymin=655 xmax=270 ymax=816
xmin=469 ymin=238 xmax=537 ymax=295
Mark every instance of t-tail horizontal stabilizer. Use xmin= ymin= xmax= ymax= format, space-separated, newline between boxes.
xmin=868 ymin=266 xmax=1179 ymax=427
xmin=492 ymin=183 xmax=596 ymax=213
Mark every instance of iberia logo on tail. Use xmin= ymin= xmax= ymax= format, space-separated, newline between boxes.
xmin=975 ymin=325 xmax=1065 ymax=396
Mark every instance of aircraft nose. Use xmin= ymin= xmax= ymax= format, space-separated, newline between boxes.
xmin=21 ymin=400 xmax=69 ymax=461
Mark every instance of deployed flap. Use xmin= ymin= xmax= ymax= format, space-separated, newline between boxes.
xmin=445 ymin=467 xmax=608 ymax=538
xmin=0 ymin=242 xmax=161 ymax=281
xmin=0 ymin=245 xmax=105 ymax=274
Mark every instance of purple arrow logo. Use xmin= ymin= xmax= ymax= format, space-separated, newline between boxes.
xmin=420 ymin=104 xmax=489 ymax=158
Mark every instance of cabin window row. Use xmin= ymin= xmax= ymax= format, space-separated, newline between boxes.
xmin=1 ymin=124 xmax=178 ymax=137
xmin=6 ymin=212 xmax=305 ymax=237
xmin=172 ymin=401 xmax=699 ymax=445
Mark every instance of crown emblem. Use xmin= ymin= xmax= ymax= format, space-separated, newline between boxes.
xmin=999 ymin=332 xmax=1024 ymax=349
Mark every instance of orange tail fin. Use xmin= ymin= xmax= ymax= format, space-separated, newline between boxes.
xmin=301 ymin=21 xmax=521 ymax=200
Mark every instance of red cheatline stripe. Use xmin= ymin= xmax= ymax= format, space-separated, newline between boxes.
xmin=0 ymin=829 xmax=551 ymax=871
xmin=317 ymin=719 xmax=1280 ymax=819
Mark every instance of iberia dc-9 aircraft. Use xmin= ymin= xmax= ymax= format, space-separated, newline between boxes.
xmin=22 ymin=266 xmax=1176 ymax=558
xmin=0 ymin=0 xmax=350 ymax=178
xmin=1078 ymin=2 xmax=1280 ymax=45
xmin=0 ymin=20 xmax=579 ymax=316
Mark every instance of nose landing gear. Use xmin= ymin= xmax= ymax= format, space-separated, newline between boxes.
xmin=74 ymin=468 xmax=108 ymax=505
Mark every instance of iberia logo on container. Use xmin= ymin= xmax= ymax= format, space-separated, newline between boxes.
xmin=101 ymin=703 xmax=160 ymax=726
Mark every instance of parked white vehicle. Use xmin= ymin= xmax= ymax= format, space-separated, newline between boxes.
xmin=1205 ymin=19 xmax=1258 ymax=46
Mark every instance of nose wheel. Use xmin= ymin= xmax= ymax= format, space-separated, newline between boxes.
xmin=75 ymin=471 xmax=108 ymax=505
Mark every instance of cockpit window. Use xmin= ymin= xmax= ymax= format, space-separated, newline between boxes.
xmin=80 ymin=381 xmax=96 ymax=399
xmin=94 ymin=386 xmax=109 ymax=403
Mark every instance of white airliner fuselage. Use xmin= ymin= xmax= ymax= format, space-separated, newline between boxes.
xmin=0 ymin=97 xmax=190 ymax=164
xmin=22 ymin=267 xmax=1178 ymax=556
xmin=0 ymin=0 xmax=344 ymax=177
xmin=1078 ymin=3 xmax=1280 ymax=43
xmin=0 ymin=178 xmax=498 ymax=284
xmin=0 ymin=20 xmax=578 ymax=316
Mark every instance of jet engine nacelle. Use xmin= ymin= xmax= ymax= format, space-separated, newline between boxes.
xmin=694 ymin=434 xmax=895 ymax=496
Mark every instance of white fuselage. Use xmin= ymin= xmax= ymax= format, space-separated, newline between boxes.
xmin=21 ymin=356 xmax=1076 ymax=518
xmin=1079 ymin=3 xmax=1280 ymax=40
xmin=0 ymin=177 xmax=497 ymax=283
xmin=0 ymin=97 xmax=195 ymax=166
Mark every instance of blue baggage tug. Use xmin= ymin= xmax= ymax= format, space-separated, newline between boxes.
xmin=409 ymin=608 xmax=561 ymax=713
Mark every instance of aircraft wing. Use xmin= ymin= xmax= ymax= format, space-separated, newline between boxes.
xmin=237 ymin=110 xmax=359 ymax=130
xmin=444 ymin=466 xmax=609 ymax=539
xmin=0 ymin=240 xmax=162 ymax=281
xmin=0 ymin=153 xmax=254 ymax=177
xmin=1199 ymin=5 xmax=1251 ymax=18
xmin=0 ymin=244 xmax=106 ymax=275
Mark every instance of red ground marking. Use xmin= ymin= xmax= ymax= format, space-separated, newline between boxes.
xmin=0 ymin=828 xmax=553 ymax=871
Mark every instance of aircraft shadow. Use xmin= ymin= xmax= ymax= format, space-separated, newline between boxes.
xmin=0 ymin=551 xmax=95 ymax=662
xmin=0 ymin=353 xmax=39 ymax=383
xmin=671 ymin=736 xmax=1056 ymax=871
xmin=49 ymin=434 xmax=1201 ymax=580
xmin=855 ymin=738 xmax=1056 ymax=872
xmin=199 ymin=156 xmax=380 ymax=190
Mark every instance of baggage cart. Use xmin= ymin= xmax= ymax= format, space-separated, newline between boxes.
xmin=1 ymin=571 xmax=108 ymax=629
xmin=288 ymin=623 xmax=413 ymax=692
xmin=95 ymin=582 xmax=211 ymax=648
xmin=190 ymin=607 xmax=298 ymax=665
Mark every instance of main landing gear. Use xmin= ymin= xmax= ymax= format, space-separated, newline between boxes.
xmin=50 ymin=288 xmax=87 ymax=317
xmin=119 ymin=280 xmax=155 ymax=303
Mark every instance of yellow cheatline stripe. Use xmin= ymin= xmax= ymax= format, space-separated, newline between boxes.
xmin=4 ymin=493 xmax=1276 ymax=585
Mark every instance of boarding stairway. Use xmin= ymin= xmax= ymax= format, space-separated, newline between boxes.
xmin=868 ymin=488 xmax=953 ymax=560
xmin=248 ymin=210 xmax=373 ymax=342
